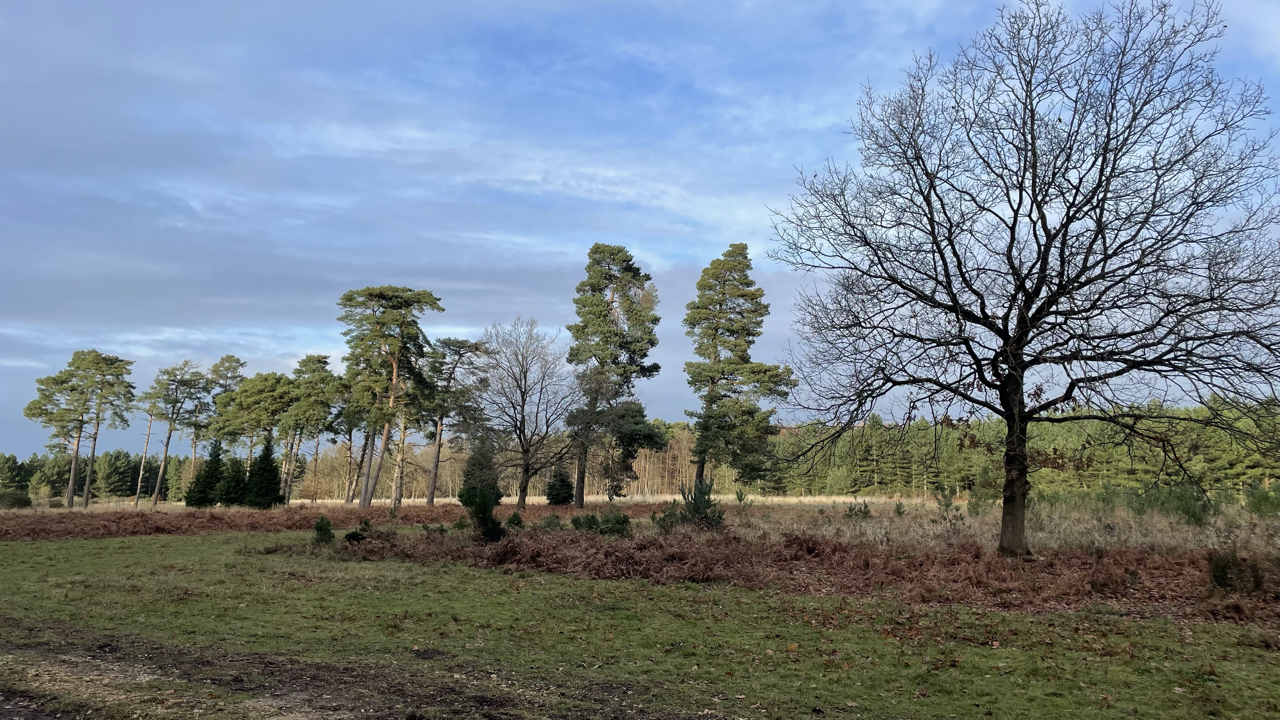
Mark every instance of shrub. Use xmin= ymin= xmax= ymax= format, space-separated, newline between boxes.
xmin=1132 ymin=483 xmax=1214 ymax=526
xmin=537 ymin=514 xmax=563 ymax=530
xmin=457 ymin=437 xmax=505 ymax=542
xmin=1208 ymin=549 xmax=1265 ymax=593
xmin=545 ymin=465 xmax=574 ymax=506
xmin=651 ymin=501 xmax=682 ymax=534
xmin=344 ymin=529 xmax=366 ymax=544
xmin=421 ymin=523 xmax=448 ymax=535
xmin=1245 ymin=485 xmax=1280 ymax=518
xmin=0 ymin=489 xmax=32 ymax=509
xmin=358 ymin=518 xmax=372 ymax=533
xmin=505 ymin=511 xmax=524 ymax=529
xmin=679 ymin=476 xmax=724 ymax=529
xmin=598 ymin=509 xmax=631 ymax=537
xmin=313 ymin=515 xmax=335 ymax=544
xmin=844 ymin=501 xmax=871 ymax=520
xmin=571 ymin=513 xmax=600 ymax=532
xmin=893 ymin=501 xmax=906 ymax=517
xmin=451 ymin=517 xmax=471 ymax=532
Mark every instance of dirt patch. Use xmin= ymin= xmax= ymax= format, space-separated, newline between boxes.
xmin=0 ymin=504 xmax=660 ymax=543
xmin=323 ymin=527 xmax=1280 ymax=624
xmin=0 ymin=690 xmax=64 ymax=720
xmin=0 ymin=620 xmax=700 ymax=720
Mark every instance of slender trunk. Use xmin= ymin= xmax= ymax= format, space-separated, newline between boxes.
xmin=693 ymin=454 xmax=706 ymax=484
xmin=391 ymin=415 xmax=408 ymax=510
xmin=362 ymin=421 xmax=391 ymax=508
xmin=281 ymin=430 xmax=302 ymax=505
xmin=83 ymin=419 xmax=101 ymax=509
xmin=426 ymin=412 xmax=446 ymax=505
xmin=573 ymin=438 xmax=588 ymax=509
xmin=358 ymin=430 xmax=379 ymax=508
xmin=348 ymin=432 xmax=370 ymax=504
xmin=279 ymin=432 xmax=295 ymax=500
xmin=311 ymin=434 xmax=322 ymax=503
xmin=65 ymin=422 xmax=84 ymax=509
xmin=133 ymin=415 xmax=153 ymax=509
xmin=245 ymin=434 xmax=257 ymax=477
xmin=189 ymin=435 xmax=199 ymax=488
xmin=151 ymin=424 xmax=176 ymax=508
xmin=998 ymin=396 xmax=1032 ymax=557
xmin=516 ymin=456 xmax=532 ymax=511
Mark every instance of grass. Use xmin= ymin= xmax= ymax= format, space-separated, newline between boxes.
xmin=1 ymin=529 xmax=1278 ymax=719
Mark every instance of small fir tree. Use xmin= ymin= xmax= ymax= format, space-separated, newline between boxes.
xmin=185 ymin=440 xmax=223 ymax=508
xmin=457 ymin=437 xmax=505 ymax=542
xmin=545 ymin=465 xmax=574 ymax=506
xmin=243 ymin=437 xmax=282 ymax=509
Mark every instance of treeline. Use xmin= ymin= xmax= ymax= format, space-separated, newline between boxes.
xmin=18 ymin=243 xmax=793 ymax=511
xmin=771 ymin=410 xmax=1280 ymax=500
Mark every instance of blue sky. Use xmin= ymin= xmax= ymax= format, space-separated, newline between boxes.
xmin=2 ymin=0 xmax=1278 ymax=456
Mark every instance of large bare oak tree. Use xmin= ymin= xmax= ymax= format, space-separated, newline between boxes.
xmin=772 ymin=0 xmax=1280 ymax=555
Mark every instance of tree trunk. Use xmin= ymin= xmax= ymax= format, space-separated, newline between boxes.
xmin=311 ymin=434 xmax=322 ymax=503
xmin=391 ymin=415 xmax=408 ymax=510
xmin=997 ymin=413 xmax=1032 ymax=557
xmin=362 ymin=422 xmax=391 ymax=508
xmin=83 ymin=419 xmax=101 ymax=509
xmin=426 ymin=412 xmax=446 ymax=505
xmin=133 ymin=415 xmax=153 ymax=509
xmin=65 ymin=422 xmax=84 ymax=509
xmin=573 ymin=438 xmax=588 ymax=509
xmin=693 ymin=454 xmax=706 ymax=485
xmin=516 ymin=459 xmax=533 ymax=510
xmin=348 ymin=432 xmax=370 ymax=504
xmin=151 ymin=424 xmax=176 ymax=508
xmin=189 ymin=436 xmax=199 ymax=489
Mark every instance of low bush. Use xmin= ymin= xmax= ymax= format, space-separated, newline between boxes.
xmin=505 ymin=511 xmax=524 ymax=529
xmin=0 ymin=489 xmax=32 ymax=509
xmin=844 ymin=501 xmax=870 ymax=520
xmin=1208 ymin=548 xmax=1265 ymax=593
xmin=571 ymin=513 xmax=600 ymax=532
xmin=313 ymin=515 xmax=335 ymax=544
xmin=598 ymin=509 xmax=631 ymax=537
xmin=537 ymin=514 xmax=564 ymax=530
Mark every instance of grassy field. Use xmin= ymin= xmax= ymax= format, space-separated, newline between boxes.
xmin=1 ymin=522 xmax=1278 ymax=719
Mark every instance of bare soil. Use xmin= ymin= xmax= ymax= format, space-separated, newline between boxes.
xmin=0 ymin=619 xmax=695 ymax=720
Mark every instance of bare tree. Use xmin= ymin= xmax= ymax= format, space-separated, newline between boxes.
xmin=772 ymin=0 xmax=1280 ymax=556
xmin=479 ymin=318 xmax=581 ymax=510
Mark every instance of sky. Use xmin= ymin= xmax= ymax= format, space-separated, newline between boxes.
xmin=2 ymin=0 xmax=1278 ymax=457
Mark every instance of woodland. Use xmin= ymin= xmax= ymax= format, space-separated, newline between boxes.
xmin=4 ymin=2 xmax=1280 ymax=719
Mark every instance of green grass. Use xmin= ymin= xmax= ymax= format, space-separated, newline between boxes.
xmin=1 ymin=530 xmax=1278 ymax=719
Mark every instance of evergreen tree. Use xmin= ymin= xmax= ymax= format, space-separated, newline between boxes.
xmin=185 ymin=440 xmax=223 ymax=508
xmin=422 ymin=338 xmax=487 ymax=505
xmin=683 ymin=244 xmax=795 ymax=485
xmin=338 ymin=285 xmax=444 ymax=508
xmin=458 ymin=436 xmax=505 ymax=541
xmin=545 ymin=464 xmax=574 ymax=506
xmin=24 ymin=359 xmax=91 ymax=508
xmin=95 ymin=449 xmax=136 ymax=498
xmin=566 ymin=243 xmax=662 ymax=506
xmin=140 ymin=361 xmax=208 ymax=508
xmin=243 ymin=436 xmax=282 ymax=509
xmin=217 ymin=456 xmax=249 ymax=506
xmin=0 ymin=454 xmax=25 ymax=492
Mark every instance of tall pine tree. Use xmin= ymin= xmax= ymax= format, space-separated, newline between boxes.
xmin=683 ymin=244 xmax=796 ymax=485
xmin=566 ymin=244 xmax=662 ymax=506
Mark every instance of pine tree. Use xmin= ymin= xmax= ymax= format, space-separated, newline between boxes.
xmin=216 ymin=457 xmax=248 ymax=506
xmin=458 ymin=436 xmax=504 ymax=541
xmin=545 ymin=464 xmax=574 ymax=506
xmin=566 ymin=243 xmax=663 ymax=506
xmin=243 ymin=436 xmax=282 ymax=509
xmin=683 ymin=244 xmax=796 ymax=486
xmin=185 ymin=440 xmax=223 ymax=508
xmin=0 ymin=454 xmax=25 ymax=492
